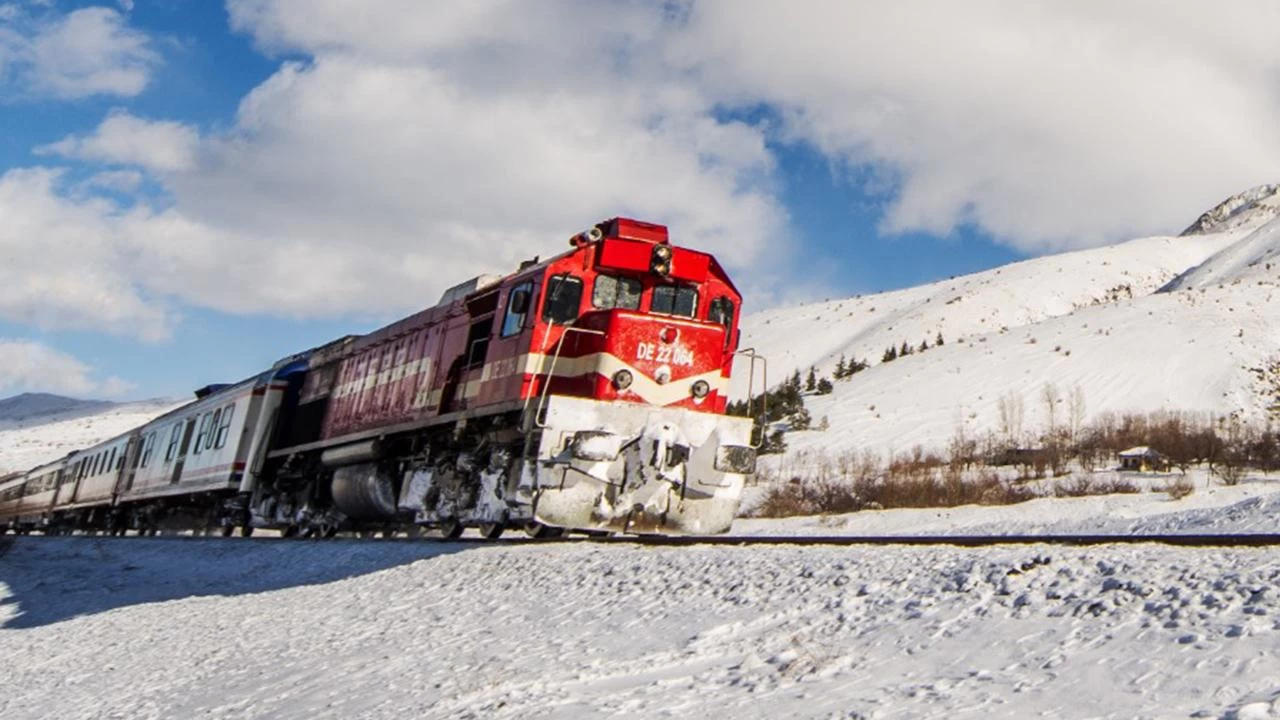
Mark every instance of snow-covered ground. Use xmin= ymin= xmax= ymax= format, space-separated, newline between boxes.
xmin=5 ymin=529 xmax=1280 ymax=719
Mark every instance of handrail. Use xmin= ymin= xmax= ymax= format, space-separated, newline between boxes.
xmin=734 ymin=348 xmax=768 ymax=448
xmin=526 ymin=325 xmax=607 ymax=430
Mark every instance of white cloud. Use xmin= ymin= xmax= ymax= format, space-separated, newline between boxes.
xmin=82 ymin=169 xmax=143 ymax=193
xmin=7 ymin=0 xmax=1280 ymax=344
xmin=670 ymin=0 xmax=1280 ymax=250
xmin=2 ymin=2 xmax=787 ymax=327
xmin=0 ymin=338 xmax=132 ymax=398
xmin=39 ymin=110 xmax=198 ymax=172
xmin=0 ymin=5 xmax=157 ymax=100
xmin=0 ymin=167 xmax=174 ymax=340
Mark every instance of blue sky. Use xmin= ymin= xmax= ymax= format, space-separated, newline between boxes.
xmin=1 ymin=1 xmax=1276 ymax=400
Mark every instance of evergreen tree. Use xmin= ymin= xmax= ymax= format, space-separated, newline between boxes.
xmin=882 ymin=346 xmax=897 ymax=363
xmin=805 ymin=367 xmax=817 ymax=392
xmin=919 ymin=338 xmax=929 ymax=353
xmin=835 ymin=355 xmax=848 ymax=380
xmin=816 ymin=377 xmax=834 ymax=395
xmin=936 ymin=332 xmax=945 ymax=346
xmin=789 ymin=369 xmax=802 ymax=390
xmin=900 ymin=340 xmax=912 ymax=357
xmin=760 ymin=429 xmax=788 ymax=455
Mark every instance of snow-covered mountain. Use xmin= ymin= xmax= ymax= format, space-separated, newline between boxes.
xmin=1180 ymin=183 xmax=1280 ymax=236
xmin=0 ymin=395 xmax=183 ymax=474
xmin=0 ymin=393 xmax=113 ymax=423
xmin=739 ymin=185 xmax=1280 ymax=457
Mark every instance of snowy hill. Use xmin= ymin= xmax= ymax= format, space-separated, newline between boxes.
xmin=1180 ymin=183 xmax=1280 ymax=236
xmin=739 ymin=185 xmax=1280 ymax=458
xmin=1163 ymin=215 xmax=1280 ymax=292
xmin=0 ymin=393 xmax=113 ymax=423
xmin=0 ymin=396 xmax=184 ymax=474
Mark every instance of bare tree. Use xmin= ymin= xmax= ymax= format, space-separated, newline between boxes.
xmin=1041 ymin=382 xmax=1061 ymax=435
xmin=1068 ymin=384 xmax=1086 ymax=444
xmin=998 ymin=391 xmax=1024 ymax=447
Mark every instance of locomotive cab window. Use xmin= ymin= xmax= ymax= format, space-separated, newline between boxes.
xmin=592 ymin=274 xmax=642 ymax=310
xmin=709 ymin=296 xmax=735 ymax=327
xmin=651 ymin=284 xmax=699 ymax=318
xmin=501 ymin=281 xmax=534 ymax=337
xmin=542 ymin=274 xmax=583 ymax=324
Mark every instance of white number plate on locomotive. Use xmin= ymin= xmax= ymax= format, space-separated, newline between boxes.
xmin=635 ymin=342 xmax=695 ymax=367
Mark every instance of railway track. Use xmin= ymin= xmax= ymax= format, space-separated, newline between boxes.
xmin=6 ymin=532 xmax=1280 ymax=548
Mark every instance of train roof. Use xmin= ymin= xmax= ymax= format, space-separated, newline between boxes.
xmin=22 ymin=455 xmax=69 ymax=478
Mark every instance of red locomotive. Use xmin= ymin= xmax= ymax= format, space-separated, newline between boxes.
xmin=0 ymin=218 xmax=762 ymax=538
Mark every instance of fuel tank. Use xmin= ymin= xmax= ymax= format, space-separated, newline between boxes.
xmin=330 ymin=463 xmax=399 ymax=520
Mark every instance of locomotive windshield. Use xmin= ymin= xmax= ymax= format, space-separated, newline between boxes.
xmin=592 ymin=274 xmax=642 ymax=310
xmin=651 ymin=284 xmax=698 ymax=318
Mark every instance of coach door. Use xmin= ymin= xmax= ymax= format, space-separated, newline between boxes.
xmin=170 ymin=417 xmax=197 ymax=484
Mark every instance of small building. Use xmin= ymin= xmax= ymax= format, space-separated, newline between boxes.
xmin=1118 ymin=446 xmax=1170 ymax=472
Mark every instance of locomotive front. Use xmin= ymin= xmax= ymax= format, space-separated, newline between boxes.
xmin=515 ymin=219 xmax=760 ymax=534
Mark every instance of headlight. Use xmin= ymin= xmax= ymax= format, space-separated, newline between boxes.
xmin=691 ymin=380 xmax=710 ymax=398
xmin=612 ymin=369 xmax=633 ymax=390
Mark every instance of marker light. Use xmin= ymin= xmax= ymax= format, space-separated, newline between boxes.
xmin=691 ymin=380 xmax=710 ymax=398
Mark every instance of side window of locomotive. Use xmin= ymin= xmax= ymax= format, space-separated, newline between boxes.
xmin=709 ymin=296 xmax=735 ymax=328
xmin=541 ymin=275 xmax=583 ymax=324
xmin=592 ymin=274 xmax=642 ymax=310
xmin=652 ymin=284 xmax=699 ymax=318
xmin=501 ymin=281 xmax=534 ymax=337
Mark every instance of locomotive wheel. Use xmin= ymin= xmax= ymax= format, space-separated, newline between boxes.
xmin=438 ymin=519 xmax=465 ymax=540
xmin=478 ymin=522 xmax=505 ymax=540
xmin=524 ymin=522 xmax=564 ymax=539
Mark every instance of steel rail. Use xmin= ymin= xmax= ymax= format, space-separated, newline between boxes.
xmin=7 ymin=533 xmax=1280 ymax=548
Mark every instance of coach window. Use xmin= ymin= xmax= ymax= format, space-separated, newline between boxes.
xmin=652 ymin=284 xmax=699 ymax=318
xmin=165 ymin=423 xmax=182 ymax=462
xmin=501 ymin=281 xmax=534 ymax=337
xmin=542 ymin=274 xmax=583 ymax=324
xmin=140 ymin=433 xmax=155 ymax=468
xmin=193 ymin=413 xmax=212 ymax=455
xmin=214 ymin=404 xmax=235 ymax=449
xmin=206 ymin=408 xmax=223 ymax=451
xmin=592 ymin=275 xmax=642 ymax=311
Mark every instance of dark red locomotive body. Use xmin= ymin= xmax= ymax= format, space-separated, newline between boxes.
xmin=294 ymin=218 xmax=743 ymax=449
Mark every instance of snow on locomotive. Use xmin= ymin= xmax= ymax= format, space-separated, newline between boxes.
xmin=0 ymin=218 xmax=762 ymax=538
